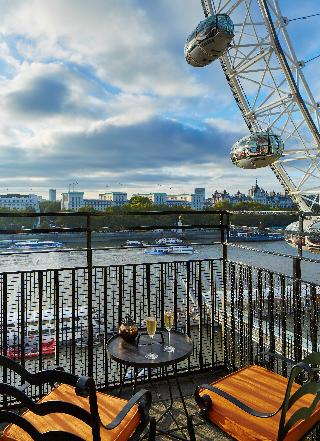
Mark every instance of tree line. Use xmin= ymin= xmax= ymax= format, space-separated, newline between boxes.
xmin=0 ymin=197 xmax=298 ymax=230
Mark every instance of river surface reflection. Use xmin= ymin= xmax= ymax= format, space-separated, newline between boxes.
xmin=0 ymin=239 xmax=319 ymax=283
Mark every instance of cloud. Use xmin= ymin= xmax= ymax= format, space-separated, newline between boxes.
xmin=7 ymin=76 xmax=69 ymax=115
xmin=0 ymin=114 xmax=281 ymax=197
xmin=0 ymin=0 xmax=301 ymax=199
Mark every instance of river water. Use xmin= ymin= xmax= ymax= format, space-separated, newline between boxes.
xmin=1 ymin=237 xmax=319 ymax=387
xmin=0 ymin=238 xmax=319 ymax=283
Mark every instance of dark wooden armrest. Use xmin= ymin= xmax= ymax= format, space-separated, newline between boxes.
xmin=195 ymin=384 xmax=283 ymax=418
xmin=0 ymin=356 xmax=71 ymax=388
xmin=103 ymin=389 xmax=152 ymax=430
xmin=0 ymin=383 xmax=92 ymax=426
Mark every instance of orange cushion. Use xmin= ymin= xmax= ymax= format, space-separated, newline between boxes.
xmin=1 ymin=384 xmax=141 ymax=441
xmin=199 ymin=365 xmax=320 ymax=441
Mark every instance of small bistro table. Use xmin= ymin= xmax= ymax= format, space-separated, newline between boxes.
xmin=107 ymin=330 xmax=195 ymax=441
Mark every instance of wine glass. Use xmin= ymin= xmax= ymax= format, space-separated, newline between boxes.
xmin=163 ymin=310 xmax=175 ymax=353
xmin=145 ymin=316 xmax=158 ymax=360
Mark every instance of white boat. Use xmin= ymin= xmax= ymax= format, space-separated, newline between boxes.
xmin=10 ymin=239 xmax=64 ymax=250
xmin=144 ymin=247 xmax=169 ymax=255
xmin=124 ymin=240 xmax=145 ymax=248
xmin=4 ymin=307 xmax=102 ymax=347
xmin=167 ymin=245 xmax=195 ymax=254
xmin=156 ymin=238 xmax=183 ymax=245
xmin=0 ymin=240 xmax=14 ymax=248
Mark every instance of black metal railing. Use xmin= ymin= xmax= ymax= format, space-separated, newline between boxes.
xmin=0 ymin=210 xmax=319 ymax=398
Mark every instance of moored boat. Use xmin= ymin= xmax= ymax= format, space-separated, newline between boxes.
xmin=156 ymin=238 xmax=183 ymax=245
xmin=0 ymin=240 xmax=14 ymax=248
xmin=7 ymin=339 xmax=56 ymax=360
xmin=167 ymin=245 xmax=196 ymax=254
xmin=124 ymin=240 xmax=145 ymax=248
xmin=9 ymin=239 xmax=64 ymax=250
xmin=144 ymin=247 xmax=169 ymax=255
xmin=229 ymin=228 xmax=284 ymax=242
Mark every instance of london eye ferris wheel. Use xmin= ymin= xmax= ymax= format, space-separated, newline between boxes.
xmin=185 ymin=0 xmax=320 ymax=214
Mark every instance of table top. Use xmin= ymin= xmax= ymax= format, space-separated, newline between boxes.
xmin=107 ymin=330 xmax=193 ymax=368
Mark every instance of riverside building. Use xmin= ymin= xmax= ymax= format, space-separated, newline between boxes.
xmin=48 ymin=189 xmax=57 ymax=202
xmin=210 ymin=180 xmax=294 ymax=208
xmin=61 ymin=191 xmax=127 ymax=211
xmin=0 ymin=194 xmax=40 ymax=211
xmin=133 ymin=188 xmax=206 ymax=211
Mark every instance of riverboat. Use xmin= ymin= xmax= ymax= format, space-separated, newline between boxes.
xmin=4 ymin=307 xmax=102 ymax=352
xmin=144 ymin=247 xmax=169 ymax=255
xmin=229 ymin=228 xmax=284 ymax=242
xmin=124 ymin=240 xmax=145 ymax=248
xmin=156 ymin=238 xmax=183 ymax=245
xmin=167 ymin=245 xmax=196 ymax=254
xmin=0 ymin=240 xmax=14 ymax=248
xmin=7 ymin=339 xmax=56 ymax=360
xmin=9 ymin=239 xmax=64 ymax=250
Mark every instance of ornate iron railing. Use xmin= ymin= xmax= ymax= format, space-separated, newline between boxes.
xmin=0 ymin=211 xmax=319 ymax=408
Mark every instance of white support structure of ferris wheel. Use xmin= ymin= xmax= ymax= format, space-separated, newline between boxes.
xmin=200 ymin=0 xmax=320 ymax=213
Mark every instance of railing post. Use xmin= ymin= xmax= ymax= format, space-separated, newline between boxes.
xmin=280 ymin=275 xmax=287 ymax=377
xmin=247 ymin=267 xmax=253 ymax=364
xmin=2 ymin=273 xmax=8 ymax=401
xmin=197 ymin=261 xmax=203 ymax=370
xmin=221 ymin=216 xmax=229 ymax=368
xmin=293 ymin=256 xmax=302 ymax=362
xmin=186 ymin=261 xmax=191 ymax=338
xmin=20 ymin=273 xmax=26 ymax=370
xmin=297 ymin=213 xmax=304 ymax=259
xmin=38 ymin=271 xmax=43 ymax=373
xmin=54 ymin=270 xmax=60 ymax=367
xmin=86 ymin=213 xmax=93 ymax=378
xmin=268 ymin=272 xmax=275 ymax=371
xmin=238 ymin=265 xmax=244 ymax=366
xmin=310 ymin=284 xmax=318 ymax=354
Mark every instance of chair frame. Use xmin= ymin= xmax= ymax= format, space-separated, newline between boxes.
xmin=195 ymin=351 xmax=320 ymax=441
xmin=0 ymin=355 xmax=155 ymax=441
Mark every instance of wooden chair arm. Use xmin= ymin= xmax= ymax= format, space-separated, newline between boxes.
xmin=0 ymin=410 xmax=87 ymax=441
xmin=103 ymin=389 xmax=152 ymax=430
xmin=0 ymin=356 xmax=77 ymax=388
xmin=195 ymin=384 xmax=283 ymax=418
xmin=0 ymin=383 xmax=92 ymax=425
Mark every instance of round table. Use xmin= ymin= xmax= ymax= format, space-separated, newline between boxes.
xmin=107 ymin=330 xmax=195 ymax=441
xmin=107 ymin=329 xmax=193 ymax=368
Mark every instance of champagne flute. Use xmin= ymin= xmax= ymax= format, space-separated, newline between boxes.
xmin=145 ymin=316 xmax=158 ymax=360
xmin=164 ymin=310 xmax=175 ymax=353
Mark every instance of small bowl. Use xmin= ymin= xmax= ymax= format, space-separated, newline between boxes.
xmin=119 ymin=323 xmax=138 ymax=343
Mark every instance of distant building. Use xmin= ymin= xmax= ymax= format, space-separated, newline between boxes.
xmin=61 ymin=190 xmax=126 ymax=211
xmin=61 ymin=192 xmax=85 ymax=211
xmin=209 ymin=180 xmax=294 ymax=208
xmin=133 ymin=189 xmax=206 ymax=210
xmin=132 ymin=192 xmax=168 ymax=205
xmin=82 ymin=198 xmax=113 ymax=211
xmin=99 ymin=192 xmax=128 ymax=206
xmin=194 ymin=188 xmax=205 ymax=207
xmin=167 ymin=189 xmax=206 ymax=211
xmin=248 ymin=180 xmax=268 ymax=205
xmin=48 ymin=189 xmax=56 ymax=202
xmin=0 ymin=194 xmax=40 ymax=211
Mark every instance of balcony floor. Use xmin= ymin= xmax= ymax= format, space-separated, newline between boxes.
xmin=117 ymin=368 xmax=232 ymax=440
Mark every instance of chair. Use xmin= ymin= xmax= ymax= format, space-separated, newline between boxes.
xmin=195 ymin=351 xmax=320 ymax=441
xmin=0 ymin=355 xmax=156 ymax=440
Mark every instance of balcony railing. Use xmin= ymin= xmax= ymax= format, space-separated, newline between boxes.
xmin=0 ymin=210 xmax=319 ymax=418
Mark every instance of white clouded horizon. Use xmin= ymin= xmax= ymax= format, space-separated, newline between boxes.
xmin=0 ymin=0 xmax=317 ymax=198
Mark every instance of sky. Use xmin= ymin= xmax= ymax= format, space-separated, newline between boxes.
xmin=0 ymin=0 xmax=318 ymax=199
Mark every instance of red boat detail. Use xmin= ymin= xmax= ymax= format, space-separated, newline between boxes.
xmin=7 ymin=339 xmax=56 ymax=360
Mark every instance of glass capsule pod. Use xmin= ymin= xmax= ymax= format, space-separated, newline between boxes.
xmin=184 ymin=14 xmax=234 ymax=67
xmin=230 ymin=131 xmax=284 ymax=169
